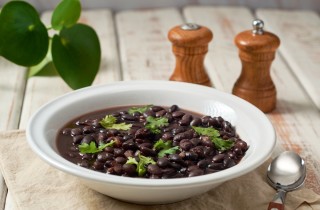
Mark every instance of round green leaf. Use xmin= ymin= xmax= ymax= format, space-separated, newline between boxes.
xmin=51 ymin=0 xmax=81 ymax=30
xmin=0 ymin=1 xmax=49 ymax=66
xmin=52 ymin=24 xmax=101 ymax=89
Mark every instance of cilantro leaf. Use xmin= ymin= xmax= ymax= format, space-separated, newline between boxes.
xmin=99 ymin=115 xmax=132 ymax=130
xmin=153 ymin=139 xmax=172 ymax=150
xmin=145 ymin=116 xmax=169 ymax=134
xmin=126 ymin=154 xmax=156 ymax=177
xmin=192 ymin=126 xmax=220 ymax=138
xmin=211 ymin=138 xmax=234 ymax=151
xmin=153 ymin=139 xmax=180 ymax=158
xmin=192 ymin=126 xmax=234 ymax=151
xmin=79 ymin=140 xmax=115 ymax=154
xmin=100 ymin=115 xmax=117 ymax=128
xmin=128 ymin=105 xmax=152 ymax=115
xmin=158 ymin=146 xmax=180 ymax=158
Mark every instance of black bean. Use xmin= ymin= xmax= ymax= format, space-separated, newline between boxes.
xmin=184 ymin=151 xmax=198 ymax=161
xmin=172 ymin=127 xmax=185 ymax=135
xmin=208 ymin=162 xmax=223 ymax=170
xmin=123 ymin=135 xmax=133 ymax=141
xmin=156 ymin=110 xmax=167 ymax=117
xmin=233 ymin=147 xmax=243 ymax=156
xmin=122 ymin=140 xmax=137 ymax=150
xmin=188 ymin=169 xmax=204 ymax=177
xmin=92 ymin=161 xmax=104 ymax=170
xmin=179 ymin=119 xmax=190 ymax=126
xmin=62 ymin=128 xmax=71 ymax=135
xmin=73 ymin=135 xmax=83 ymax=144
xmin=162 ymin=132 xmax=173 ymax=140
xmin=115 ymin=156 xmax=127 ymax=164
xmin=200 ymin=136 xmax=213 ymax=147
xmin=113 ymin=164 xmax=123 ymax=174
xmin=168 ymin=105 xmax=178 ymax=113
xmin=124 ymin=150 xmax=134 ymax=158
xmin=123 ymin=164 xmax=136 ymax=175
xmin=83 ymin=126 xmax=94 ymax=134
xmin=120 ymin=111 xmax=128 ymax=115
xmin=112 ymin=112 xmax=120 ymax=117
xmin=77 ymin=160 xmax=89 ymax=168
xmin=223 ymin=158 xmax=236 ymax=168
xmin=227 ymin=151 xmax=236 ymax=159
xmin=190 ymin=118 xmax=201 ymax=126
xmin=170 ymin=162 xmax=182 ymax=170
xmin=143 ymin=110 xmax=155 ymax=118
xmin=161 ymin=168 xmax=176 ymax=177
xmin=212 ymin=154 xmax=225 ymax=163
xmin=107 ymin=129 xmax=119 ymax=136
xmin=236 ymin=140 xmax=248 ymax=151
xmin=187 ymin=165 xmax=199 ymax=172
xmin=104 ymin=147 xmax=114 ymax=153
xmin=140 ymin=146 xmax=157 ymax=157
xmin=164 ymin=113 xmax=173 ymax=123
xmin=179 ymin=139 xmax=193 ymax=151
xmin=148 ymin=164 xmax=162 ymax=175
xmin=172 ymin=111 xmax=185 ymax=119
xmin=190 ymin=138 xmax=201 ymax=146
xmin=122 ymin=114 xmax=137 ymax=121
xmin=197 ymin=160 xmax=209 ymax=169
xmin=71 ymin=128 xmax=82 ymax=136
xmin=168 ymin=154 xmax=183 ymax=163
xmin=68 ymin=152 xmax=76 ymax=158
xmin=81 ymin=135 xmax=94 ymax=144
xmin=113 ymin=148 xmax=124 ymax=157
xmin=135 ymin=128 xmax=151 ymax=139
xmin=157 ymin=157 xmax=170 ymax=168
xmin=208 ymin=117 xmax=221 ymax=128
xmin=190 ymin=146 xmax=205 ymax=158
xmin=201 ymin=116 xmax=211 ymax=126
xmin=81 ymin=153 xmax=94 ymax=160
xmin=97 ymin=152 xmax=114 ymax=162
xmin=150 ymin=106 xmax=164 ymax=112
xmin=92 ymin=119 xmax=101 ymax=128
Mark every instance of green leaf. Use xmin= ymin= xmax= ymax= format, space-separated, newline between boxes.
xmin=128 ymin=105 xmax=152 ymax=115
xmin=126 ymin=154 xmax=156 ymax=177
xmin=192 ymin=126 xmax=220 ymax=138
xmin=211 ymin=138 xmax=234 ymax=151
xmin=51 ymin=0 xmax=81 ymax=30
xmin=100 ymin=115 xmax=117 ymax=128
xmin=78 ymin=140 xmax=115 ymax=154
xmin=0 ymin=1 xmax=49 ymax=66
xmin=153 ymin=139 xmax=172 ymax=150
xmin=192 ymin=126 xmax=234 ymax=151
xmin=51 ymin=23 xmax=101 ymax=89
xmin=158 ymin=146 xmax=180 ymax=158
xmin=145 ymin=116 xmax=169 ymax=134
xmin=99 ymin=115 xmax=132 ymax=130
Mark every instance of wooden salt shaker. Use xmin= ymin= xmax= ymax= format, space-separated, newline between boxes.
xmin=168 ymin=23 xmax=213 ymax=86
xmin=232 ymin=19 xmax=280 ymax=113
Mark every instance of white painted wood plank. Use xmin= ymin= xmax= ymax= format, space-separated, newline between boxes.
xmin=184 ymin=6 xmax=320 ymax=194
xmin=0 ymin=58 xmax=27 ymax=209
xmin=116 ymin=8 xmax=183 ymax=80
xmin=256 ymin=10 xmax=320 ymax=110
xmin=19 ymin=9 xmax=121 ymax=129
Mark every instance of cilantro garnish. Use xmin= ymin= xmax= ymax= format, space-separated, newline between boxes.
xmin=153 ymin=139 xmax=180 ymax=158
xmin=128 ymin=105 xmax=152 ymax=115
xmin=145 ymin=116 xmax=169 ymax=134
xmin=192 ymin=126 xmax=234 ymax=151
xmin=100 ymin=115 xmax=132 ymax=130
xmin=79 ymin=140 xmax=115 ymax=154
xmin=126 ymin=154 xmax=156 ymax=176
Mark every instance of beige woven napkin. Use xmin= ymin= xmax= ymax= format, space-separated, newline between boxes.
xmin=0 ymin=130 xmax=319 ymax=210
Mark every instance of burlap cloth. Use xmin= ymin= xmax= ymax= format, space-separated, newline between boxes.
xmin=0 ymin=130 xmax=319 ymax=210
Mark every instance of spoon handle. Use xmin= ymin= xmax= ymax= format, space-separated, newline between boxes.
xmin=268 ymin=202 xmax=284 ymax=210
xmin=267 ymin=189 xmax=286 ymax=210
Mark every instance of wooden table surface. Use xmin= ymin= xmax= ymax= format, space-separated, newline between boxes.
xmin=0 ymin=6 xmax=319 ymax=209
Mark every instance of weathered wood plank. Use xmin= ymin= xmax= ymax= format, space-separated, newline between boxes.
xmin=183 ymin=6 xmax=320 ymax=194
xmin=257 ymin=9 xmax=320 ymax=110
xmin=0 ymin=58 xmax=27 ymax=210
xmin=116 ymin=8 xmax=183 ymax=80
xmin=19 ymin=9 xmax=121 ymax=129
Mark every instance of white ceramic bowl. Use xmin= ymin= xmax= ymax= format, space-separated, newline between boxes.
xmin=26 ymin=80 xmax=276 ymax=204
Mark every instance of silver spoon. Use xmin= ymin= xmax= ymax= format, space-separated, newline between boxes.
xmin=267 ymin=151 xmax=306 ymax=210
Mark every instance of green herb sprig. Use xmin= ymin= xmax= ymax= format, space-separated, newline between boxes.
xmin=126 ymin=154 xmax=156 ymax=177
xmin=153 ymin=139 xmax=180 ymax=158
xmin=192 ymin=126 xmax=234 ymax=151
xmin=79 ymin=140 xmax=115 ymax=154
xmin=128 ymin=105 xmax=152 ymax=115
xmin=145 ymin=116 xmax=169 ymax=134
xmin=100 ymin=115 xmax=132 ymax=130
xmin=0 ymin=0 xmax=101 ymax=89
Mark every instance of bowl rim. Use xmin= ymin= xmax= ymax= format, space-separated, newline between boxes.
xmin=26 ymin=80 xmax=276 ymax=187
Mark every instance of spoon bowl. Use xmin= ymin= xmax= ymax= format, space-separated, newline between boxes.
xmin=267 ymin=151 xmax=306 ymax=210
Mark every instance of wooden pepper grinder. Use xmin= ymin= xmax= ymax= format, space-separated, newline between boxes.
xmin=168 ymin=23 xmax=213 ymax=86
xmin=232 ymin=19 xmax=280 ymax=113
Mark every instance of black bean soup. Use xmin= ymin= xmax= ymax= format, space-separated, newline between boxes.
xmin=56 ymin=105 xmax=248 ymax=178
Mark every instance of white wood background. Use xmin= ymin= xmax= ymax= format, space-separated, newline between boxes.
xmin=0 ymin=5 xmax=320 ymax=210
